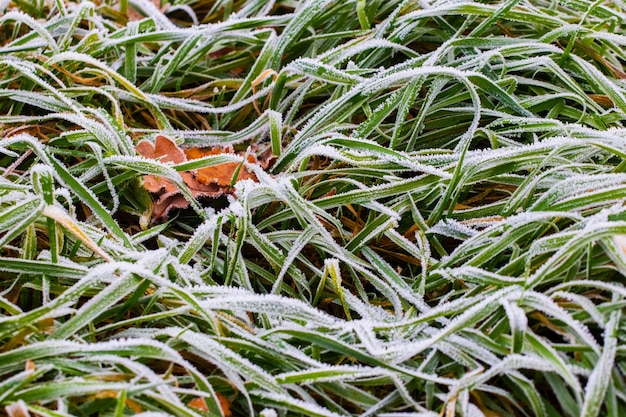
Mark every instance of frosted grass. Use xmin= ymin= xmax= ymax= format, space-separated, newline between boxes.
xmin=0 ymin=0 xmax=626 ymax=415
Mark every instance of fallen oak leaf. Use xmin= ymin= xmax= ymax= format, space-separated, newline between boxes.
xmin=136 ymin=134 xmax=186 ymax=164
xmin=142 ymin=173 xmax=179 ymax=195
xmin=185 ymin=146 xmax=258 ymax=186
xmin=5 ymin=400 xmax=30 ymax=417
xmin=149 ymin=172 xmax=228 ymax=220
xmin=187 ymin=397 xmax=207 ymax=412
xmin=151 ymin=193 xmax=192 ymax=221
xmin=188 ymin=393 xmax=232 ymax=417
xmin=136 ymin=135 xmax=265 ymax=221
xmin=137 ymin=135 xmax=223 ymax=219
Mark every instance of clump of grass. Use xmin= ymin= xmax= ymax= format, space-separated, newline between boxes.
xmin=1 ymin=0 xmax=626 ymax=416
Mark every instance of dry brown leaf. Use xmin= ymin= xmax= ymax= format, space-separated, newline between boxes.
xmin=188 ymin=393 xmax=232 ymax=417
xmin=5 ymin=401 xmax=30 ymax=417
xmin=187 ymin=397 xmax=207 ymax=412
xmin=136 ymin=134 xmax=186 ymax=164
xmin=151 ymin=193 xmax=193 ymax=220
xmin=185 ymin=146 xmax=258 ymax=186
xmin=136 ymin=135 xmax=269 ymax=221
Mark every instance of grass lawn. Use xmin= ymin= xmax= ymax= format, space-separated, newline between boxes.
xmin=1 ymin=0 xmax=626 ymax=416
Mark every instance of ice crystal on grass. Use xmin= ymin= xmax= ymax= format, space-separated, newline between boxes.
xmin=2 ymin=0 xmax=626 ymax=415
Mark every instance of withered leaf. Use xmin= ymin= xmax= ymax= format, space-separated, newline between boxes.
xmin=188 ymin=394 xmax=232 ymax=417
xmin=136 ymin=135 xmax=265 ymax=221
xmin=184 ymin=146 xmax=258 ymax=186
xmin=5 ymin=401 xmax=30 ymax=417
xmin=136 ymin=134 xmax=186 ymax=164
